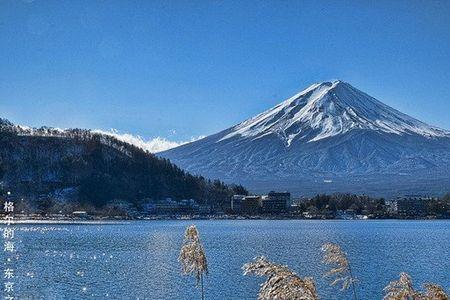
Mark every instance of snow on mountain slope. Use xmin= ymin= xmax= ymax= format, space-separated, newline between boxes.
xmin=159 ymin=80 xmax=450 ymax=196
xmin=220 ymin=80 xmax=448 ymax=145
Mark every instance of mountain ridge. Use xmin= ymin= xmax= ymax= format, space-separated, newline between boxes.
xmin=159 ymin=81 xmax=450 ymax=197
xmin=219 ymin=80 xmax=448 ymax=145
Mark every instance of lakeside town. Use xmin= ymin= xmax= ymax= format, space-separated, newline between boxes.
xmin=3 ymin=190 xmax=450 ymax=221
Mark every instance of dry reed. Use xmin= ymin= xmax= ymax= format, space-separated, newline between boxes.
xmin=243 ymin=256 xmax=319 ymax=300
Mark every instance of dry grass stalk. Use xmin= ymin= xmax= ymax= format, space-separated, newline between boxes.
xmin=384 ymin=273 xmax=449 ymax=300
xmin=179 ymin=225 xmax=208 ymax=299
xmin=242 ymin=256 xmax=319 ymax=300
xmin=383 ymin=272 xmax=418 ymax=300
xmin=322 ymin=243 xmax=358 ymax=299
xmin=422 ymin=283 xmax=449 ymax=300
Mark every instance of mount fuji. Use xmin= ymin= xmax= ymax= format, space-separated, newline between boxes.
xmin=159 ymin=81 xmax=450 ymax=197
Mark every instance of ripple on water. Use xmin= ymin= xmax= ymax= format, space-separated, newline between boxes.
xmin=3 ymin=220 xmax=450 ymax=299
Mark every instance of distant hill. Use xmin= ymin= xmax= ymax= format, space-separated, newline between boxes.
xmin=159 ymin=80 xmax=450 ymax=197
xmin=0 ymin=118 xmax=246 ymax=210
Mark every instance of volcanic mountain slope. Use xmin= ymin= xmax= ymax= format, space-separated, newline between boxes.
xmin=159 ymin=80 xmax=450 ymax=196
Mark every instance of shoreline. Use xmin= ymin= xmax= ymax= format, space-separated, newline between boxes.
xmin=0 ymin=219 xmax=127 ymax=225
xmin=2 ymin=216 xmax=448 ymax=225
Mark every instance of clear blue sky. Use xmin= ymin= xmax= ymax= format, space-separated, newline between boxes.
xmin=1 ymin=0 xmax=450 ymax=141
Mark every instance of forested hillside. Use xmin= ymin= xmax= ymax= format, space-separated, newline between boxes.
xmin=0 ymin=118 xmax=246 ymax=211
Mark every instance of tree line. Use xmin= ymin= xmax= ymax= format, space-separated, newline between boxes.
xmin=0 ymin=124 xmax=248 ymax=213
xmin=296 ymin=193 xmax=450 ymax=217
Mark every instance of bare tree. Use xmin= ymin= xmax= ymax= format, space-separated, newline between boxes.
xmin=322 ymin=243 xmax=358 ymax=300
xmin=179 ymin=225 xmax=208 ymax=300
xmin=243 ymin=256 xmax=318 ymax=300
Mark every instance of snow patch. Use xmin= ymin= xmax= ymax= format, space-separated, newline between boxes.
xmin=93 ymin=129 xmax=205 ymax=153
xmin=219 ymin=80 xmax=449 ymax=145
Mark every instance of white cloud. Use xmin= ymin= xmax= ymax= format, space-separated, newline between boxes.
xmin=93 ymin=129 xmax=204 ymax=153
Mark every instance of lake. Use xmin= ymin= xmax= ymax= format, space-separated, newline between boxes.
xmin=4 ymin=220 xmax=450 ymax=299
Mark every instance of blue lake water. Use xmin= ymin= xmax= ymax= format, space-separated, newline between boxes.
xmin=4 ymin=220 xmax=450 ymax=299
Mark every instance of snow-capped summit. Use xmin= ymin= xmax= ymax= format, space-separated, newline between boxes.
xmin=159 ymin=81 xmax=450 ymax=196
xmin=220 ymin=80 xmax=448 ymax=145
